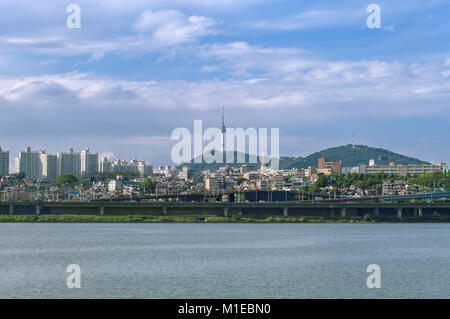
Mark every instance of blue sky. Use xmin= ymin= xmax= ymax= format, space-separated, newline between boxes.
xmin=0 ymin=0 xmax=449 ymax=167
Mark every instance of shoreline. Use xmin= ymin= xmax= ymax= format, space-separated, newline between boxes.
xmin=0 ymin=215 xmax=449 ymax=223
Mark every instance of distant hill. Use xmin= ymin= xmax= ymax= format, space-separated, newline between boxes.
xmin=183 ymin=151 xmax=262 ymax=171
xmin=280 ymin=144 xmax=430 ymax=169
xmin=183 ymin=145 xmax=429 ymax=171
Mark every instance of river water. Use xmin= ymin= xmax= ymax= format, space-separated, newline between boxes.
xmin=0 ymin=223 xmax=448 ymax=298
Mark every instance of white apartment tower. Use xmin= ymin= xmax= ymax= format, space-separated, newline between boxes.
xmin=39 ymin=150 xmax=57 ymax=180
xmin=15 ymin=147 xmax=42 ymax=179
xmin=138 ymin=160 xmax=153 ymax=178
xmin=99 ymin=157 xmax=153 ymax=178
xmin=80 ymin=148 xmax=99 ymax=175
xmin=0 ymin=146 xmax=9 ymax=177
xmin=99 ymin=156 xmax=112 ymax=173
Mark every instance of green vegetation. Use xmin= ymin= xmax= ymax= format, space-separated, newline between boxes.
xmin=183 ymin=145 xmax=430 ymax=170
xmin=281 ymin=144 xmax=429 ymax=169
xmin=412 ymin=172 xmax=450 ymax=191
xmin=10 ymin=172 xmax=26 ymax=179
xmin=140 ymin=178 xmax=156 ymax=192
xmin=55 ymin=174 xmax=78 ymax=187
xmin=0 ymin=215 xmax=448 ymax=223
xmin=303 ymin=171 xmax=450 ymax=194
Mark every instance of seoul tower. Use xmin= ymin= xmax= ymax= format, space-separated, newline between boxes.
xmin=220 ymin=106 xmax=226 ymax=154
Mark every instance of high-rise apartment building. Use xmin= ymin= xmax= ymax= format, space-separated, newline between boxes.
xmin=99 ymin=156 xmax=112 ymax=173
xmin=15 ymin=147 xmax=42 ymax=179
xmin=57 ymin=148 xmax=81 ymax=177
xmin=80 ymin=148 xmax=98 ymax=175
xmin=99 ymin=157 xmax=153 ymax=178
xmin=138 ymin=160 xmax=153 ymax=178
xmin=39 ymin=150 xmax=57 ymax=180
xmin=0 ymin=146 xmax=9 ymax=177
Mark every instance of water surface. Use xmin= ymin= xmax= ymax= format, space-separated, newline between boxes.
xmin=0 ymin=223 xmax=448 ymax=298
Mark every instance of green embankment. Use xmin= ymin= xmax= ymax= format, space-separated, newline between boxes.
xmin=0 ymin=215 xmax=448 ymax=223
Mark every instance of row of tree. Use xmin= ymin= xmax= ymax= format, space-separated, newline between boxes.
xmin=306 ymin=171 xmax=450 ymax=193
xmin=53 ymin=173 xmax=157 ymax=192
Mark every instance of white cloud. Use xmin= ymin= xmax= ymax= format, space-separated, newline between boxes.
xmin=0 ymin=51 xmax=449 ymax=120
xmin=99 ymin=152 xmax=118 ymax=160
xmin=133 ymin=10 xmax=217 ymax=45
xmin=0 ymin=8 xmax=218 ymax=61
xmin=115 ymin=136 xmax=173 ymax=146
xmin=247 ymin=10 xmax=357 ymax=30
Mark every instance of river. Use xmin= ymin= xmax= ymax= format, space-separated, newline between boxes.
xmin=0 ymin=223 xmax=448 ymax=298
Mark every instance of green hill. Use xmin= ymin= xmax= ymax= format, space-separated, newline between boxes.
xmin=280 ymin=144 xmax=429 ymax=169
xmin=182 ymin=151 xmax=262 ymax=171
xmin=183 ymin=145 xmax=429 ymax=171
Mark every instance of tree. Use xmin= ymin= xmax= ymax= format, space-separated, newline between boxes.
xmin=316 ymin=175 xmax=328 ymax=188
xmin=141 ymin=178 xmax=156 ymax=192
xmin=55 ymin=174 xmax=78 ymax=187
xmin=12 ymin=172 xmax=26 ymax=179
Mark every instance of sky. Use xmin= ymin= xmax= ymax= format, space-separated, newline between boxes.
xmin=0 ymin=0 xmax=449 ymax=168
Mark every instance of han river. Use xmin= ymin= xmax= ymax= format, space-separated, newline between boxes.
xmin=0 ymin=223 xmax=449 ymax=298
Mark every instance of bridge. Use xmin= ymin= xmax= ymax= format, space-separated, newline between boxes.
xmin=92 ymin=190 xmax=450 ymax=204
xmin=1 ymin=201 xmax=449 ymax=219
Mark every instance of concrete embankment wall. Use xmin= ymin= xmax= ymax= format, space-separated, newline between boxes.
xmin=0 ymin=202 xmax=449 ymax=218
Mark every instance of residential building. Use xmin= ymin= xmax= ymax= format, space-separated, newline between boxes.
xmin=0 ymin=146 xmax=9 ymax=177
xmin=178 ymin=166 xmax=190 ymax=181
xmin=305 ymin=166 xmax=317 ymax=177
xmin=15 ymin=147 xmax=42 ymax=179
xmin=360 ymin=162 xmax=447 ymax=176
xmin=80 ymin=148 xmax=98 ymax=175
xmin=138 ymin=160 xmax=153 ymax=178
xmin=318 ymin=158 xmax=341 ymax=174
xmin=57 ymin=148 xmax=81 ymax=177
xmin=108 ymin=179 xmax=123 ymax=193
xmin=205 ymin=175 xmax=226 ymax=192
xmin=99 ymin=156 xmax=112 ymax=173
xmin=39 ymin=150 xmax=57 ymax=180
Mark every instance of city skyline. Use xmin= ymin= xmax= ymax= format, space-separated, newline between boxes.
xmin=0 ymin=141 xmax=447 ymax=177
xmin=0 ymin=1 xmax=449 ymax=167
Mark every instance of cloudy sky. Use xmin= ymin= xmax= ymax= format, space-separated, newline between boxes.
xmin=0 ymin=0 xmax=449 ymax=168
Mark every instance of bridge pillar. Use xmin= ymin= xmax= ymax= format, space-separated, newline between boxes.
xmin=9 ymin=204 xmax=14 ymax=215
xmin=162 ymin=206 xmax=168 ymax=215
xmin=373 ymin=207 xmax=379 ymax=217
xmin=99 ymin=206 xmax=104 ymax=216
xmin=397 ymin=207 xmax=403 ymax=219
xmin=341 ymin=207 xmax=347 ymax=218
xmin=224 ymin=207 xmax=229 ymax=217
xmin=35 ymin=206 xmax=41 ymax=216
xmin=283 ymin=207 xmax=288 ymax=217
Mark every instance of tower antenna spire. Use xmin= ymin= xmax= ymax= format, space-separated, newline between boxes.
xmin=222 ymin=106 xmax=224 ymax=127
xmin=220 ymin=106 xmax=226 ymax=155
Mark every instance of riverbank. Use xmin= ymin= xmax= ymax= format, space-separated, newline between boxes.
xmin=0 ymin=215 xmax=449 ymax=223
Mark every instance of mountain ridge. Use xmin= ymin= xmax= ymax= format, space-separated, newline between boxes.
xmin=183 ymin=144 xmax=430 ymax=171
xmin=279 ymin=144 xmax=430 ymax=169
